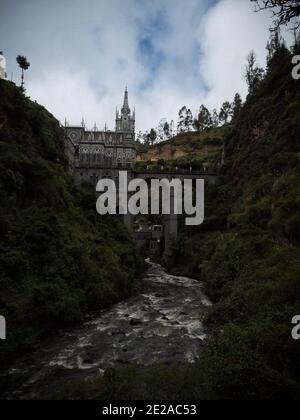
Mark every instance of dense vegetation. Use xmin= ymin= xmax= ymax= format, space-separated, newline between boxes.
xmin=56 ymin=42 xmax=300 ymax=400
xmin=169 ymin=42 xmax=300 ymax=399
xmin=0 ymin=80 xmax=142 ymax=363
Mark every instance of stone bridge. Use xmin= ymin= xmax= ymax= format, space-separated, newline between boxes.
xmin=130 ymin=169 xmax=218 ymax=260
xmin=134 ymin=169 xmax=218 ymax=182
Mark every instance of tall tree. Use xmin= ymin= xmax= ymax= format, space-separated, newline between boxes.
xmin=194 ymin=105 xmax=212 ymax=132
xmin=244 ymin=51 xmax=265 ymax=94
xmin=163 ymin=122 xmax=170 ymax=139
xmin=16 ymin=55 xmax=30 ymax=90
xmin=156 ymin=118 xmax=168 ymax=142
xmin=211 ymin=108 xmax=220 ymax=128
xmin=149 ymin=128 xmax=157 ymax=146
xmin=177 ymin=106 xmax=188 ymax=133
xmin=185 ymin=109 xmax=194 ymax=132
xmin=266 ymin=28 xmax=287 ymax=66
xmin=231 ymin=93 xmax=243 ymax=120
xmin=292 ymin=26 xmax=300 ymax=49
xmin=251 ymin=0 xmax=300 ymax=30
xmin=219 ymin=101 xmax=232 ymax=125
xmin=169 ymin=120 xmax=176 ymax=138
xmin=143 ymin=131 xmax=150 ymax=146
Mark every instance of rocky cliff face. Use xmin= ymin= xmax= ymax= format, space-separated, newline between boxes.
xmin=136 ymin=128 xmax=227 ymax=171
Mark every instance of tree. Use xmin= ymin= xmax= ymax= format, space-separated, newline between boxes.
xmin=292 ymin=26 xmax=300 ymax=49
xmin=251 ymin=0 xmax=300 ymax=30
xmin=231 ymin=93 xmax=243 ymax=120
xmin=177 ymin=106 xmax=188 ymax=133
xmin=177 ymin=107 xmax=185 ymax=133
xmin=194 ymin=105 xmax=212 ymax=132
xmin=211 ymin=109 xmax=220 ymax=128
xmin=16 ymin=55 xmax=30 ymax=90
xmin=266 ymin=28 xmax=287 ymax=66
xmin=163 ymin=122 xmax=170 ymax=139
xmin=244 ymin=51 xmax=265 ymax=94
xmin=149 ymin=128 xmax=157 ymax=146
xmin=143 ymin=131 xmax=150 ymax=146
xmin=169 ymin=120 xmax=176 ymax=138
xmin=185 ymin=109 xmax=194 ymax=132
xmin=156 ymin=118 xmax=167 ymax=142
xmin=219 ymin=101 xmax=232 ymax=125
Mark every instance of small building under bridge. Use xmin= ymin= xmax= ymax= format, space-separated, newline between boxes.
xmin=131 ymin=169 xmax=218 ymax=260
xmin=133 ymin=224 xmax=163 ymax=257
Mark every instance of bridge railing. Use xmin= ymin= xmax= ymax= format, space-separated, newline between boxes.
xmin=134 ymin=168 xmax=218 ymax=176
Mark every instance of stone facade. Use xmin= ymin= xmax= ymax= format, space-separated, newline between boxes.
xmin=65 ymin=88 xmax=136 ymax=185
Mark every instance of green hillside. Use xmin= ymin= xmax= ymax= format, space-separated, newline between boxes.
xmin=168 ymin=44 xmax=300 ymax=398
xmin=0 ymin=80 xmax=142 ymax=362
xmin=136 ymin=127 xmax=228 ymax=172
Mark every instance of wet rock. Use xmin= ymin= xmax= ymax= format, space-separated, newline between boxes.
xmin=116 ymin=359 xmax=129 ymax=365
xmin=110 ymin=330 xmax=121 ymax=336
xmin=85 ymin=352 xmax=97 ymax=359
xmin=129 ymin=319 xmax=142 ymax=326
xmin=82 ymin=359 xmax=94 ymax=365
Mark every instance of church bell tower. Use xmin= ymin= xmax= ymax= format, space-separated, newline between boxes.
xmin=116 ymin=87 xmax=135 ymax=136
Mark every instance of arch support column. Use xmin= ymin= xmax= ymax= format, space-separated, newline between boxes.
xmin=163 ymin=189 xmax=178 ymax=261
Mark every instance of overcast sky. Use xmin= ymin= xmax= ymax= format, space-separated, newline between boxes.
xmin=0 ymin=0 xmax=294 ymax=132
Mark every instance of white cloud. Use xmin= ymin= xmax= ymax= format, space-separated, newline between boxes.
xmin=197 ymin=0 xmax=270 ymax=109
xmin=29 ymin=70 xmax=101 ymax=126
xmin=1 ymin=0 xmax=294 ymax=133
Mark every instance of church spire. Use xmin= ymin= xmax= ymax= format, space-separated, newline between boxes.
xmin=116 ymin=87 xmax=135 ymax=135
xmin=122 ymin=86 xmax=130 ymax=114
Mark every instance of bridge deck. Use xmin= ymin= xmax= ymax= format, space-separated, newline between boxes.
xmin=134 ymin=170 xmax=218 ymax=182
xmin=134 ymin=169 xmax=217 ymax=176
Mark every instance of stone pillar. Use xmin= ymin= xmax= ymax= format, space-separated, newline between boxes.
xmin=124 ymin=212 xmax=134 ymax=233
xmin=119 ymin=169 xmax=134 ymax=234
xmin=163 ymin=189 xmax=178 ymax=261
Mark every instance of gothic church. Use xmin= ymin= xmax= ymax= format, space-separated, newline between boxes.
xmin=65 ymin=88 xmax=136 ymax=185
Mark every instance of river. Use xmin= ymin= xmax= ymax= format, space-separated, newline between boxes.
xmin=1 ymin=262 xmax=212 ymax=399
